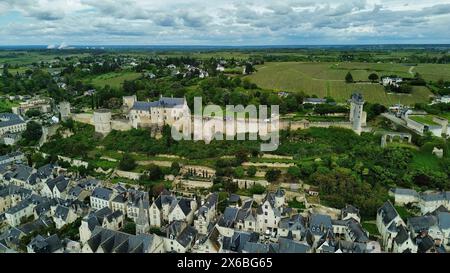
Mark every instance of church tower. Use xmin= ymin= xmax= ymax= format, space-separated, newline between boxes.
xmin=135 ymin=199 xmax=150 ymax=235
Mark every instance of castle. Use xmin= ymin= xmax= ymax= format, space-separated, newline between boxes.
xmin=123 ymin=95 xmax=189 ymax=129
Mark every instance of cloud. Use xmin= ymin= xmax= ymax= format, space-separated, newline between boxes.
xmin=0 ymin=0 xmax=450 ymax=45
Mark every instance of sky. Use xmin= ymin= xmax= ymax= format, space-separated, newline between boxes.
xmin=1 ymin=0 xmax=450 ymax=46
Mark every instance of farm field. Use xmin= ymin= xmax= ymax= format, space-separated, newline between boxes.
xmin=246 ymin=62 xmax=438 ymax=105
xmin=86 ymin=71 xmax=141 ymax=89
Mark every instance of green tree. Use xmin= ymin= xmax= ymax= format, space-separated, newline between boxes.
xmin=249 ymin=184 xmax=266 ymax=195
xmin=265 ymin=169 xmax=281 ymax=182
xmin=25 ymin=109 xmax=41 ymax=118
xmin=345 ymin=72 xmax=354 ymax=83
xmin=233 ymin=167 xmax=245 ymax=178
xmin=118 ymin=154 xmax=137 ymax=171
xmin=246 ymin=166 xmax=257 ymax=177
xmin=22 ymin=121 xmax=43 ymax=145
xmin=287 ymin=166 xmax=301 ymax=178
xmin=368 ymin=73 xmax=379 ymax=82
xmin=146 ymin=164 xmax=163 ymax=181
xmin=170 ymin=162 xmax=181 ymax=175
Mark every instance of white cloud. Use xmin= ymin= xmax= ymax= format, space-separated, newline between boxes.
xmin=0 ymin=0 xmax=449 ymax=44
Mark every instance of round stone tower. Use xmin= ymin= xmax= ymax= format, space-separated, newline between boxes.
xmin=93 ymin=109 xmax=112 ymax=135
xmin=59 ymin=101 xmax=71 ymax=121
xmin=350 ymin=93 xmax=364 ymax=135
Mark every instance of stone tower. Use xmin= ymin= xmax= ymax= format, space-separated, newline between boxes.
xmin=59 ymin=101 xmax=71 ymax=121
xmin=135 ymin=199 xmax=150 ymax=235
xmin=350 ymin=93 xmax=365 ymax=135
xmin=93 ymin=109 xmax=112 ymax=135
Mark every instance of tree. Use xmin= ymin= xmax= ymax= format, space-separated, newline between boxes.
xmin=152 ymin=183 xmax=166 ymax=197
xmin=146 ymin=164 xmax=163 ymax=181
xmin=345 ymin=72 xmax=354 ymax=83
xmin=122 ymin=222 xmax=136 ymax=235
xmin=234 ymin=150 xmax=248 ymax=165
xmin=246 ymin=166 xmax=257 ymax=177
xmin=118 ymin=154 xmax=136 ymax=171
xmin=265 ymin=169 xmax=281 ymax=182
xmin=25 ymin=109 xmax=41 ymax=118
xmin=170 ymin=162 xmax=181 ymax=175
xmin=368 ymin=73 xmax=379 ymax=82
xmin=22 ymin=121 xmax=42 ymax=145
xmin=287 ymin=166 xmax=301 ymax=178
xmin=249 ymin=184 xmax=266 ymax=195
xmin=233 ymin=167 xmax=245 ymax=178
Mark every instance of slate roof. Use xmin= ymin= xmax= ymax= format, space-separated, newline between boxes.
xmin=420 ymin=192 xmax=450 ymax=202
xmin=437 ymin=212 xmax=450 ymax=230
xmin=222 ymin=231 xmax=259 ymax=253
xmin=378 ymin=201 xmax=399 ymax=226
xmin=416 ymin=235 xmax=435 ymax=253
xmin=277 ymin=238 xmax=310 ymax=253
xmin=394 ymin=225 xmax=410 ymax=245
xmin=131 ymin=97 xmax=185 ymax=111
xmin=177 ymin=197 xmax=193 ymax=216
xmin=153 ymin=190 xmax=175 ymax=209
xmin=279 ymin=214 xmax=306 ymax=232
xmin=54 ymin=205 xmax=70 ymax=221
xmin=392 ymin=188 xmax=419 ymax=197
xmin=218 ymin=207 xmax=239 ymax=227
xmin=68 ymin=186 xmax=83 ymax=198
xmin=11 ymin=164 xmax=33 ymax=182
xmin=407 ymin=215 xmax=438 ymax=233
xmin=0 ymin=152 xmax=24 ymax=163
xmin=28 ymin=234 xmax=63 ymax=253
xmin=37 ymin=164 xmax=55 ymax=179
xmin=46 ymin=175 xmax=69 ymax=193
xmin=0 ymin=113 xmax=25 ymax=128
xmin=92 ymin=187 xmax=113 ymax=201
xmin=309 ymin=214 xmax=333 ymax=236
xmin=346 ymin=219 xmax=370 ymax=243
xmin=242 ymin=242 xmax=270 ymax=253
xmin=177 ymin=226 xmax=198 ymax=248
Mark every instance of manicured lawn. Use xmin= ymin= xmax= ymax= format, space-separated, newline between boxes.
xmin=409 ymin=115 xmax=441 ymax=126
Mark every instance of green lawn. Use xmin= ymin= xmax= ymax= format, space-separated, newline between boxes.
xmin=87 ymin=71 xmax=141 ymax=89
xmin=409 ymin=115 xmax=441 ymax=126
xmin=246 ymin=62 xmax=434 ymax=105
xmin=362 ymin=222 xmax=380 ymax=236
xmin=288 ymin=199 xmax=306 ymax=210
xmin=411 ymin=151 xmax=443 ymax=171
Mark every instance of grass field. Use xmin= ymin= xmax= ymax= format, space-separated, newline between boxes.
xmin=0 ymin=51 xmax=90 ymax=66
xmin=246 ymin=62 xmax=437 ymax=105
xmin=409 ymin=115 xmax=441 ymax=126
xmin=87 ymin=71 xmax=141 ymax=89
